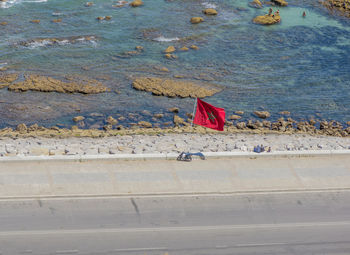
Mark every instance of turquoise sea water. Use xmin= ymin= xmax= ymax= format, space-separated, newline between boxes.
xmin=0 ymin=0 xmax=350 ymax=128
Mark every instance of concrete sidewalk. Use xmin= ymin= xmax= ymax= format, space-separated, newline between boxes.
xmin=0 ymin=153 xmax=350 ymax=198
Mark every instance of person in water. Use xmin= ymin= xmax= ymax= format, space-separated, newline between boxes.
xmin=268 ymin=8 xmax=273 ymax=16
xmin=302 ymin=11 xmax=306 ymax=17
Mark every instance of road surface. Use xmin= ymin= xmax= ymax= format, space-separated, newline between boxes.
xmin=1 ymin=191 xmax=350 ymax=254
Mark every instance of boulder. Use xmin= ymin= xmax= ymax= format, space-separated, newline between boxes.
xmin=279 ymin=111 xmax=290 ymax=115
xmin=174 ymin=115 xmax=186 ymax=126
xmin=85 ymin=2 xmax=93 ymax=7
xmin=164 ymin=46 xmax=176 ymax=53
xmin=164 ymin=53 xmax=177 ymax=59
xmin=235 ymin=111 xmax=244 ymax=115
xmin=190 ymin=17 xmax=204 ymax=24
xmin=236 ymin=122 xmax=246 ymax=129
xmin=253 ymin=14 xmax=281 ymax=25
xmin=180 ymin=46 xmax=189 ymax=51
xmin=105 ymin=16 xmax=112 ymax=20
xmin=190 ymin=45 xmax=199 ymax=50
xmin=107 ymin=116 xmax=118 ymax=125
xmin=271 ymin=0 xmax=288 ymax=6
xmin=130 ymin=0 xmax=143 ymax=7
xmin=228 ymin=115 xmax=241 ymax=120
xmin=249 ymin=0 xmax=263 ymax=8
xmin=254 ymin=111 xmax=271 ymax=119
xmin=96 ymin=16 xmax=104 ymax=21
xmin=138 ymin=121 xmax=152 ymax=128
xmin=30 ymin=20 xmax=40 ymax=23
xmin=135 ymin=45 xmax=144 ymax=51
xmin=202 ymin=8 xmax=218 ymax=15
xmin=73 ymin=116 xmax=85 ymax=122
xmin=132 ymin=77 xmax=222 ymax=98
xmin=154 ymin=113 xmax=164 ymax=118
xmin=168 ymin=107 xmax=179 ymax=113
xmin=16 ymin=123 xmax=27 ymax=133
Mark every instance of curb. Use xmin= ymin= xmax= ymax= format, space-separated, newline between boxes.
xmin=0 ymin=149 xmax=350 ymax=162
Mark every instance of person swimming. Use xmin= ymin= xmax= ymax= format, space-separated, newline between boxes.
xmin=302 ymin=11 xmax=306 ymax=17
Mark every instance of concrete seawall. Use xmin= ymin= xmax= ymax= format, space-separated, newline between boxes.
xmin=0 ymin=152 xmax=350 ymax=199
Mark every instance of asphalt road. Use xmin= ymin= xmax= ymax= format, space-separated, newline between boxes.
xmin=1 ymin=191 xmax=350 ymax=255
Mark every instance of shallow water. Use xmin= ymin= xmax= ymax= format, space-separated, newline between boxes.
xmin=0 ymin=0 xmax=350 ymax=128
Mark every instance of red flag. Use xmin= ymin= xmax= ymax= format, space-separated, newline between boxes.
xmin=193 ymin=98 xmax=226 ymax=131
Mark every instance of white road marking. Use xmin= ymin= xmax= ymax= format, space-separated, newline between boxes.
xmin=0 ymin=188 xmax=350 ymax=202
xmin=0 ymin=221 xmax=350 ymax=236
xmin=113 ymin=247 xmax=167 ymax=252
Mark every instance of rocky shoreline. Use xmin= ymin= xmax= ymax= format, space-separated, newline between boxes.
xmin=1 ymin=132 xmax=349 ymax=157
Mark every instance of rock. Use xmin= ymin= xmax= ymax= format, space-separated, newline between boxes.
xmin=0 ymin=22 xmax=8 ymax=26
xmin=279 ymin=111 xmax=290 ymax=115
xmin=254 ymin=111 xmax=271 ymax=119
xmin=28 ymin=124 xmax=39 ymax=131
xmin=106 ymin=116 xmax=118 ymax=125
xmin=228 ymin=115 xmax=241 ymax=120
xmin=164 ymin=46 xmax=176 ymax=53
xmin=202 ymin=8 xmax=218 ymax=15
xmin=97 ymin=16 xmax=104 ymax=21
xmin=249 ymin=0 xmax=263 ymax=8
xmin=85 ymin=2 xmax=93 ymax=7
xmin=29 ymin=147 xmax=50 ymax=156
xmin=271 ymin=0 xmax=288 ymax=6
xmin=164 ymin=53 xmax=177 ymax=59
xmin=155 ymin=66 xmax=169 ymax=72
xmin=135 ymin=46 xmax=144 ymax=51
xmin=138 ymin=121 xmax=152 ymax=128
xmin=52 ymin=19 xmax=62 ymax=23
xmin=8 ymin=74 xmax=108 ymax=94
xmin=253 ymin=13 xmax=281 ymax=25
xmin=190 ymin=45 xmax=199 ymax=50
xmin=235 ymin=111 xmax=244 ymax=115
xmin=132 ymin=77 xmax=222 ymax=98
xmin=262 ymin=120 xmax=271 ymax=128
xmin=168 ymin=107 xmax=179 ymax=113
xmin=154 ymin=113 xmax=164 ymax=119
xmin=16 ymin=123 xmax=27 ymax=133
xmin=236 ymin=122 xmax=246 ymax=129
xmin=190 ymin=17 xmax=204 ymax=24
xmin=105 ymin=16 xmax=112 ymax=20
xmin=180 ymin=46 xmax=189 ymax=51
xmin=323 ymin=0 xmax=350 ymax=17
xmin=174 ymin=115 xmax=185 ymax=126
xmin=130 ymin=0 xmax=143 ymax=7
xmin=73 ymin=116 xmax=85 ymax=122
xmin=30 ymin=20 xmax=40 ymax=23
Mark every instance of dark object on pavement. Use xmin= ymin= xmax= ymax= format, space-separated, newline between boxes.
xmin=177 ymin=152 xmax=206 ymax=162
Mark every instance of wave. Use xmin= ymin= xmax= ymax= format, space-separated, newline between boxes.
xmin=0 ymin=0 xmax=47 ymax=9
xmin=18 ymin=36 xmax=98 ymax=49
xmin=202 ymin=2 xmax=217 ymax=9
xmin=153 ymin=36 xmax=180 ymax=42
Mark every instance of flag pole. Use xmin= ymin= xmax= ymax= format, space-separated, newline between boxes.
xmin=191 ymin=97 xmax=197 ymax=128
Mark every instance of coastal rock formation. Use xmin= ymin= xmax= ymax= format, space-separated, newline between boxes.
xmin=228 ymin=115 xmax=241 ymax=120
xmin=323 ymin=0 xmax=350 ymax=17
xmin=271 ymin=0 xmax=288 ymax=6
xmin=253 ymin=13 xmax=281 ymax=25
xmin=190 ymin=45 xmax=199 ymax=50
xmin=130 ymin=0 xmax=143 ymax=7
xmin=180 ymin=46 xmax=189 ymax=51
xmin=73 ymin=116 xmax=85 ymax=122
xmin=202 ymin=8 xmax=218 ymax=15
xmin=8 ymin=75 xmax=108 ymax=94
xmin=0 ymin=73 xmax=18 ymax=88
xmin=190 ymin=17 xmax=204 ymax=24
xmin=132 ymin=77 xmax=222 ymax=98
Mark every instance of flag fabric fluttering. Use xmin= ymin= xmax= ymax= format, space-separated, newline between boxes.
xmin=193 ymin=98 xmax=226 ymax=131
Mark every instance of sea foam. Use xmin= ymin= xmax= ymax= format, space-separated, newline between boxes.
xmin=0 ymin=0 xmax=47 ymax=9
xmin=153 ymin=36 xmax=180 ymax=42
xmin=202 ymin=2 xmax=217 ymax=9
